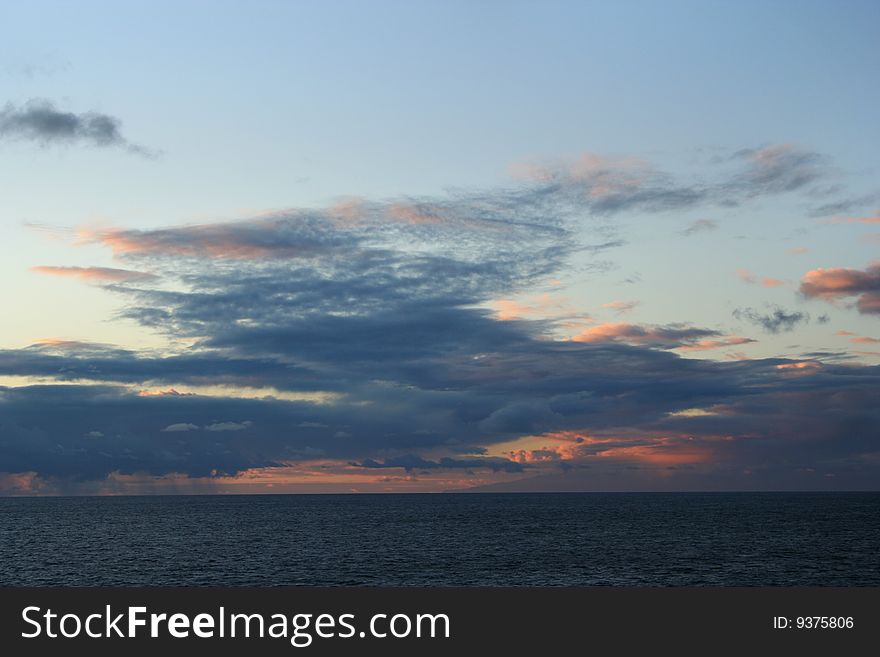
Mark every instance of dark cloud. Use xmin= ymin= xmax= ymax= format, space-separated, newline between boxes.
xmin=1 ymin=348 xmax=878 ymax=488
xmin=0 ymin=99 xmax=154 ymax=155
xmin=4 ymin=143 xmax=879 ymax=491
xmin=733 ymin=305 xmax=811 ymax=333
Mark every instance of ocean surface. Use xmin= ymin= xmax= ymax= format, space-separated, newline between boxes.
xmin=0 ymin=492 xmax=877 ymax=586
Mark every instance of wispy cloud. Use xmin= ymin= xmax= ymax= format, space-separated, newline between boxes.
xmin=835 ymin=330 xmax=880 ymax=345
xmin=826 ymin=212 xmax=880 ymax=225
xmin=730 ymin=144 xmax=827 ymax=196
xmin=601 ymin=300 xmax=639 ymax=315
xmin=682 ymin=219 xmax=718 ymax=235
xmin=30 ymin=265 xmax=157 ymax=283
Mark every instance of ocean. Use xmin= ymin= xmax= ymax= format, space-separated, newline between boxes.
xmin=0 ymin=492 xmax=877 ymax=586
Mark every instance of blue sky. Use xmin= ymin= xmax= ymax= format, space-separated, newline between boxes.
xmin=0 ymin=0 xmax=878 ymax=494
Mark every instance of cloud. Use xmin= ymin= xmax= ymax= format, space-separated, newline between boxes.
xmin=74 ymin=217 xmax=360 ymax=260
xmin=205 ymin=421 xmax=253 ymax=432
xmin=799 ymin=263 xmax=880 ymax=315
xmin=161 ymin=423 xmax=199 ymax=433
xmin=682 ymin=219 xmax=718 ymax=235
xmin=809 ymin=193 xmax=880 ymax=218
xmin=358 ymin=455 xmax=525 ymax=473
xmin=138 ymin=388 xmax=196 ymax=397
xmin=836 ymin=330 xmax=880 ymax=345
xmin=827 ymin=212 xmax=880 ymax=225
xmin=733 ymin=305 xmax=811 ymax=333
xmin=30 ymin=265 xmax=157 ymax=283
xmin=1 ymin=339 xmax=877 ymax=489
xmin=508 ymin=143 xmax=832 ymax=217
xmin=676 ymin=336 xmax=756 ymax=351
xmin=602 ymin=300 xmax=639 ymax=315
xmin=569 ymin=322 xmax=745 ymax=350
xmin=0 ymin=99 xmax=154 ymax=155
xmin=735 ymin=268 xmax=784 ymax=288
xmin=730 ymin=144 xmax=827 ymax=196
xmin=3 ymin=143 xmax=880 ymax=492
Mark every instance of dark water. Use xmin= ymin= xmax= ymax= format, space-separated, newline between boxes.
xmin=0 ymin=493 xmax=877 ymax=586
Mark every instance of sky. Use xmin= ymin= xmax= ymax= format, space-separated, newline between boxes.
xmin=0 ymin=0 xmax=878 ymax=495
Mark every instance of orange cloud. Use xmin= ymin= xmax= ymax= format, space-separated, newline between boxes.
xmin=828 ymin=212 xmax=880 ymax=224
xmin=492 ymin=299 xmax=531 ymax=321
xmin=835 ymin=330 xmax=880 ymax=345
xmin=570 ymin=322 xmax=752 ymax=351
xmin=775 ymin=361 xmax=821 ymax=374
xmin=502 ymin=431 xmax=713 ymax=467
xmin=799 ymin=262 xmax=880 ymax=314
xmin=386 ymin=203 xmax=447 ymax=225
xmin=736 ymin=268 xmax=757 ymax=284
xmin=572 ymin=323 xmax=667 ymax=344
xmin=736 ymin=268 xmax=784 ymax=288
xmin=677 ymin=336 xmax=755 ymax=352
xmin=0 ymin=471 xmax=45 ymax=494
xmin=787 ymin=246 xmax=810 ymax=255
xmin=30 ymin=265 xmax=156 ymax=283
xmin=595 ymin=444 xmax=710 ymax=465
xmin=489 ymin=293 xmax=575 ymax=321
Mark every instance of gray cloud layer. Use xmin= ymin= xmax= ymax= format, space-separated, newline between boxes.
xmin=3 ymin=144 xmax=878 ymax=491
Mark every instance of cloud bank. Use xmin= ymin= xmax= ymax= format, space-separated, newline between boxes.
xmin=3 ymin=144 xmax=878 ymax=493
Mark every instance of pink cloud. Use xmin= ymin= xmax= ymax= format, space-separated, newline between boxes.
xmin=799 ymin=262 xmax=880 ymax=314
xmin=775 ymin=361 xmax=821 ymax=373
xmin=489 ymin=294 xmax=575 ymax=321
xmin=677 ymin=336 xmax=756 ymax=352
xmin=828 ymin=212 xmax=880 ymax=224
xmin=570 ymin=322 xmax=753 ymax=351
xmin=386 ymin=203 xmax=447 ymax=225
xmin=30 ymin=265 xmax=156 ymax=282
xmin=0 ymin=471 xmax=46 ymax=494
xmin=75 ymin=219 xmax=329 ymax=259
xmin=504 ymin=431 xmax=713 ymax=467
xmin=509 ymin=151 xmax=653 ymax=199
xmin=736 ymin=268 xmax=784 ymax=288
xmin=602 ymin=300 xmax=639 ymax=315
xmin=761 ymin=277 xmax=785 ymax=288
xmin=835 ymin=330 xmax=880 ymax=345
